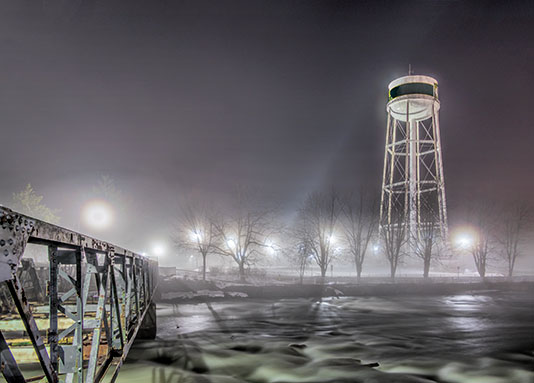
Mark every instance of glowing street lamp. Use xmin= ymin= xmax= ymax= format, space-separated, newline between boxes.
xmin=265 ymin=241 xmax=276 ymax=255
xmin=226 ymin=239 xmax=236 ymax=249
xmin=455 ymin=234 xmax=474 ymax=250
xmin=452 ymin=227 xmax=477 ymax=250
xmin=81 ymin=199 xmax=114 ymax=231
xmin=190 ymin=231 xmax=202 ymax=242
xmin=151 ymin=242 xmax=167 ymax=257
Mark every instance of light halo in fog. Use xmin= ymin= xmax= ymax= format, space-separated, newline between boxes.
xmin=81 ymin=199 xmax=114 ymax=231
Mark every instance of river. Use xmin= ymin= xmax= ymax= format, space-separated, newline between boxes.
xmin=116 ymin=291 xmax=534 ymax=383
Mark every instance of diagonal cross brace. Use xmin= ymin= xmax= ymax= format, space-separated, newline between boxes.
xmin=6 ymin=274 xmax=58 ymax=383
xmin=0 ymin=330 xmax=25 ymax=383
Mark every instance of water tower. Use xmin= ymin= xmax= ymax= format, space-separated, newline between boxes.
xmin=379 ymin=74 xmax=448 ymax=240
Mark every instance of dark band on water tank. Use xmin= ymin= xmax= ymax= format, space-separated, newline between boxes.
xmin=389 ymin=82 xmax=437 ymax=101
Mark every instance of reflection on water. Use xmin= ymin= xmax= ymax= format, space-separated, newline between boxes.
xmin=116 ymin=292 xmax=534 ymax=383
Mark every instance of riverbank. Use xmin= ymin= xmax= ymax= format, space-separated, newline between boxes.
xmin=157 ymin=276 xmax=534 ymax=303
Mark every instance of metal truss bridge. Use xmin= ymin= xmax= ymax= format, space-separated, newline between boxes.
xmin=0 ymin=206 xmax=158 ymax=383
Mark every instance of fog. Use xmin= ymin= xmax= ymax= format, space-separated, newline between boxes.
xmin=1 ymin=1 xmax=534 ymax=267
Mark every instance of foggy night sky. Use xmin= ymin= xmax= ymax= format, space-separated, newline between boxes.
xmin=1 ymin=1 xmax=533 ymax=251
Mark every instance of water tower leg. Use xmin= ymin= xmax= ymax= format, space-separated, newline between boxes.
xmin=408 ymin=118 xmax=417 ymax=241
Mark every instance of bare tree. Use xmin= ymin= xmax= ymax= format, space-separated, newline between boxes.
xmin=496 ymin=203 xmax=531 ymax=277
xmin=471 ymin=233 xmax=491 ymax=278
xmin=298 ymin=190 xmax=341 ymax=281
xmin=410 ymin=223 xmax=443 ymax=278
xmin=211 ymin=199 xmax=274 ymax=282
xmin=174 ymin=204 xmax=216 ymax=280
xmin=341 ymin=193 xmax=378 ymax=281
xmin=294 ymin=242 xmax=311 ymax=284
xmin=380 ymin=213 xmax=407 ymax=279
xmin=283 ymin=228 xmax=312 ymax=284
xmin=466 ymin=203 xmax=496 ymax=279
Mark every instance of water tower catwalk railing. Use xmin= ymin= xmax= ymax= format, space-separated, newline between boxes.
xmin=0 ymin=206 xmax=158 ymax=383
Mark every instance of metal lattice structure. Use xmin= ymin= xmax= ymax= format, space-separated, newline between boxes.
xmin=0 ymin=206 xmax=158 ymax=383
xmin=379 ymin=74 xmax=448 ymax=240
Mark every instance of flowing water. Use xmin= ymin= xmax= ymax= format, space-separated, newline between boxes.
xmin=117 ymin=292 xmax=534 ymax=383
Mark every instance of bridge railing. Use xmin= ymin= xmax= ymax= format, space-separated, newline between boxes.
xmin=0 ymin=206 xmax=158 ymax=383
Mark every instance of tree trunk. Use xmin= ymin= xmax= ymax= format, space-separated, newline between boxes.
xmin=478 ymin=265 xmax=486 ymax=279
xmin=473 ymin=252 xmax=486 ymax=279
xmin=202 ymin=254 xmax=207 ymax=281
xmin=508 ymin=258 xmax=514 ymax=278
xmin=423 ymin=258 xmax=430 ymax=278
xmin=319 ymin=265 xmax=327 ymax=285
xmin=390 ymin=262 xmax=396 ymax=279
xmin=356 ymin=261 xmax=362 ymax=282
xmin=238 ymin=262 xmax=246 ymax=282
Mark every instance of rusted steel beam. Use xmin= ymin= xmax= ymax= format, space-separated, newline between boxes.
xmin=0 ymin=330 xmax=26 ymax=383
xmin=108 ymin=286 xmax=158 ymax=383
xmin=6 ymin=275 xmax=58 ymax=383
xmin=109 ymin=263 xmax=124 ymax=351
xmin=1 ymin=207 xmax=155 ymax=284
xmin=70 ymin=249 xmax=84 ymax=383
xmin=48 ymin=246 xmax=59 ymax=374
xmin=86 ymin=256 xmax=109 ymax=383
xmin=0 ymin=206 xmax=158 ymax=383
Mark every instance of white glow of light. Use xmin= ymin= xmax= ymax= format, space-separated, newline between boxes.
xmin=451 ymin=226 xmax=478 ymax=251
xmin=81 ymin=199 xmax=114 ymax=230
xmin=152 ymin=243 xmax=167 ymax=257
xmin=266 ymin=242 xmax=276 ymax=255
xmin=327 ymin=234 xmax=336 ymax=244
xmin=190 ymin=231 xmax=202 ymax=242
xmin=456 ymin=234 xmax=474 ymax=249
xmin=226 ymin=239 xmax=236 ymax=249
xmin=373 ymin=245 xmax=379 ymax=252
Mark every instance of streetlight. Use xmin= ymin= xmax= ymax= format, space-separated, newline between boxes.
xmin=81 ymin=199 xmax=114 ymax=231
xmin=151 ymin=242 xmax=167 ymax=257
xmin=456 ymin=235 xmax=473 ymax=249
xmin=190 ymin=231 xmax=202 ymax=242
xmin=226 ymin=239 xmax=236 ymax=249
xmin=451 ymin=227 xmax=477 ymax=250
xmin=265 ymin=241 xmax=276 ymax=255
